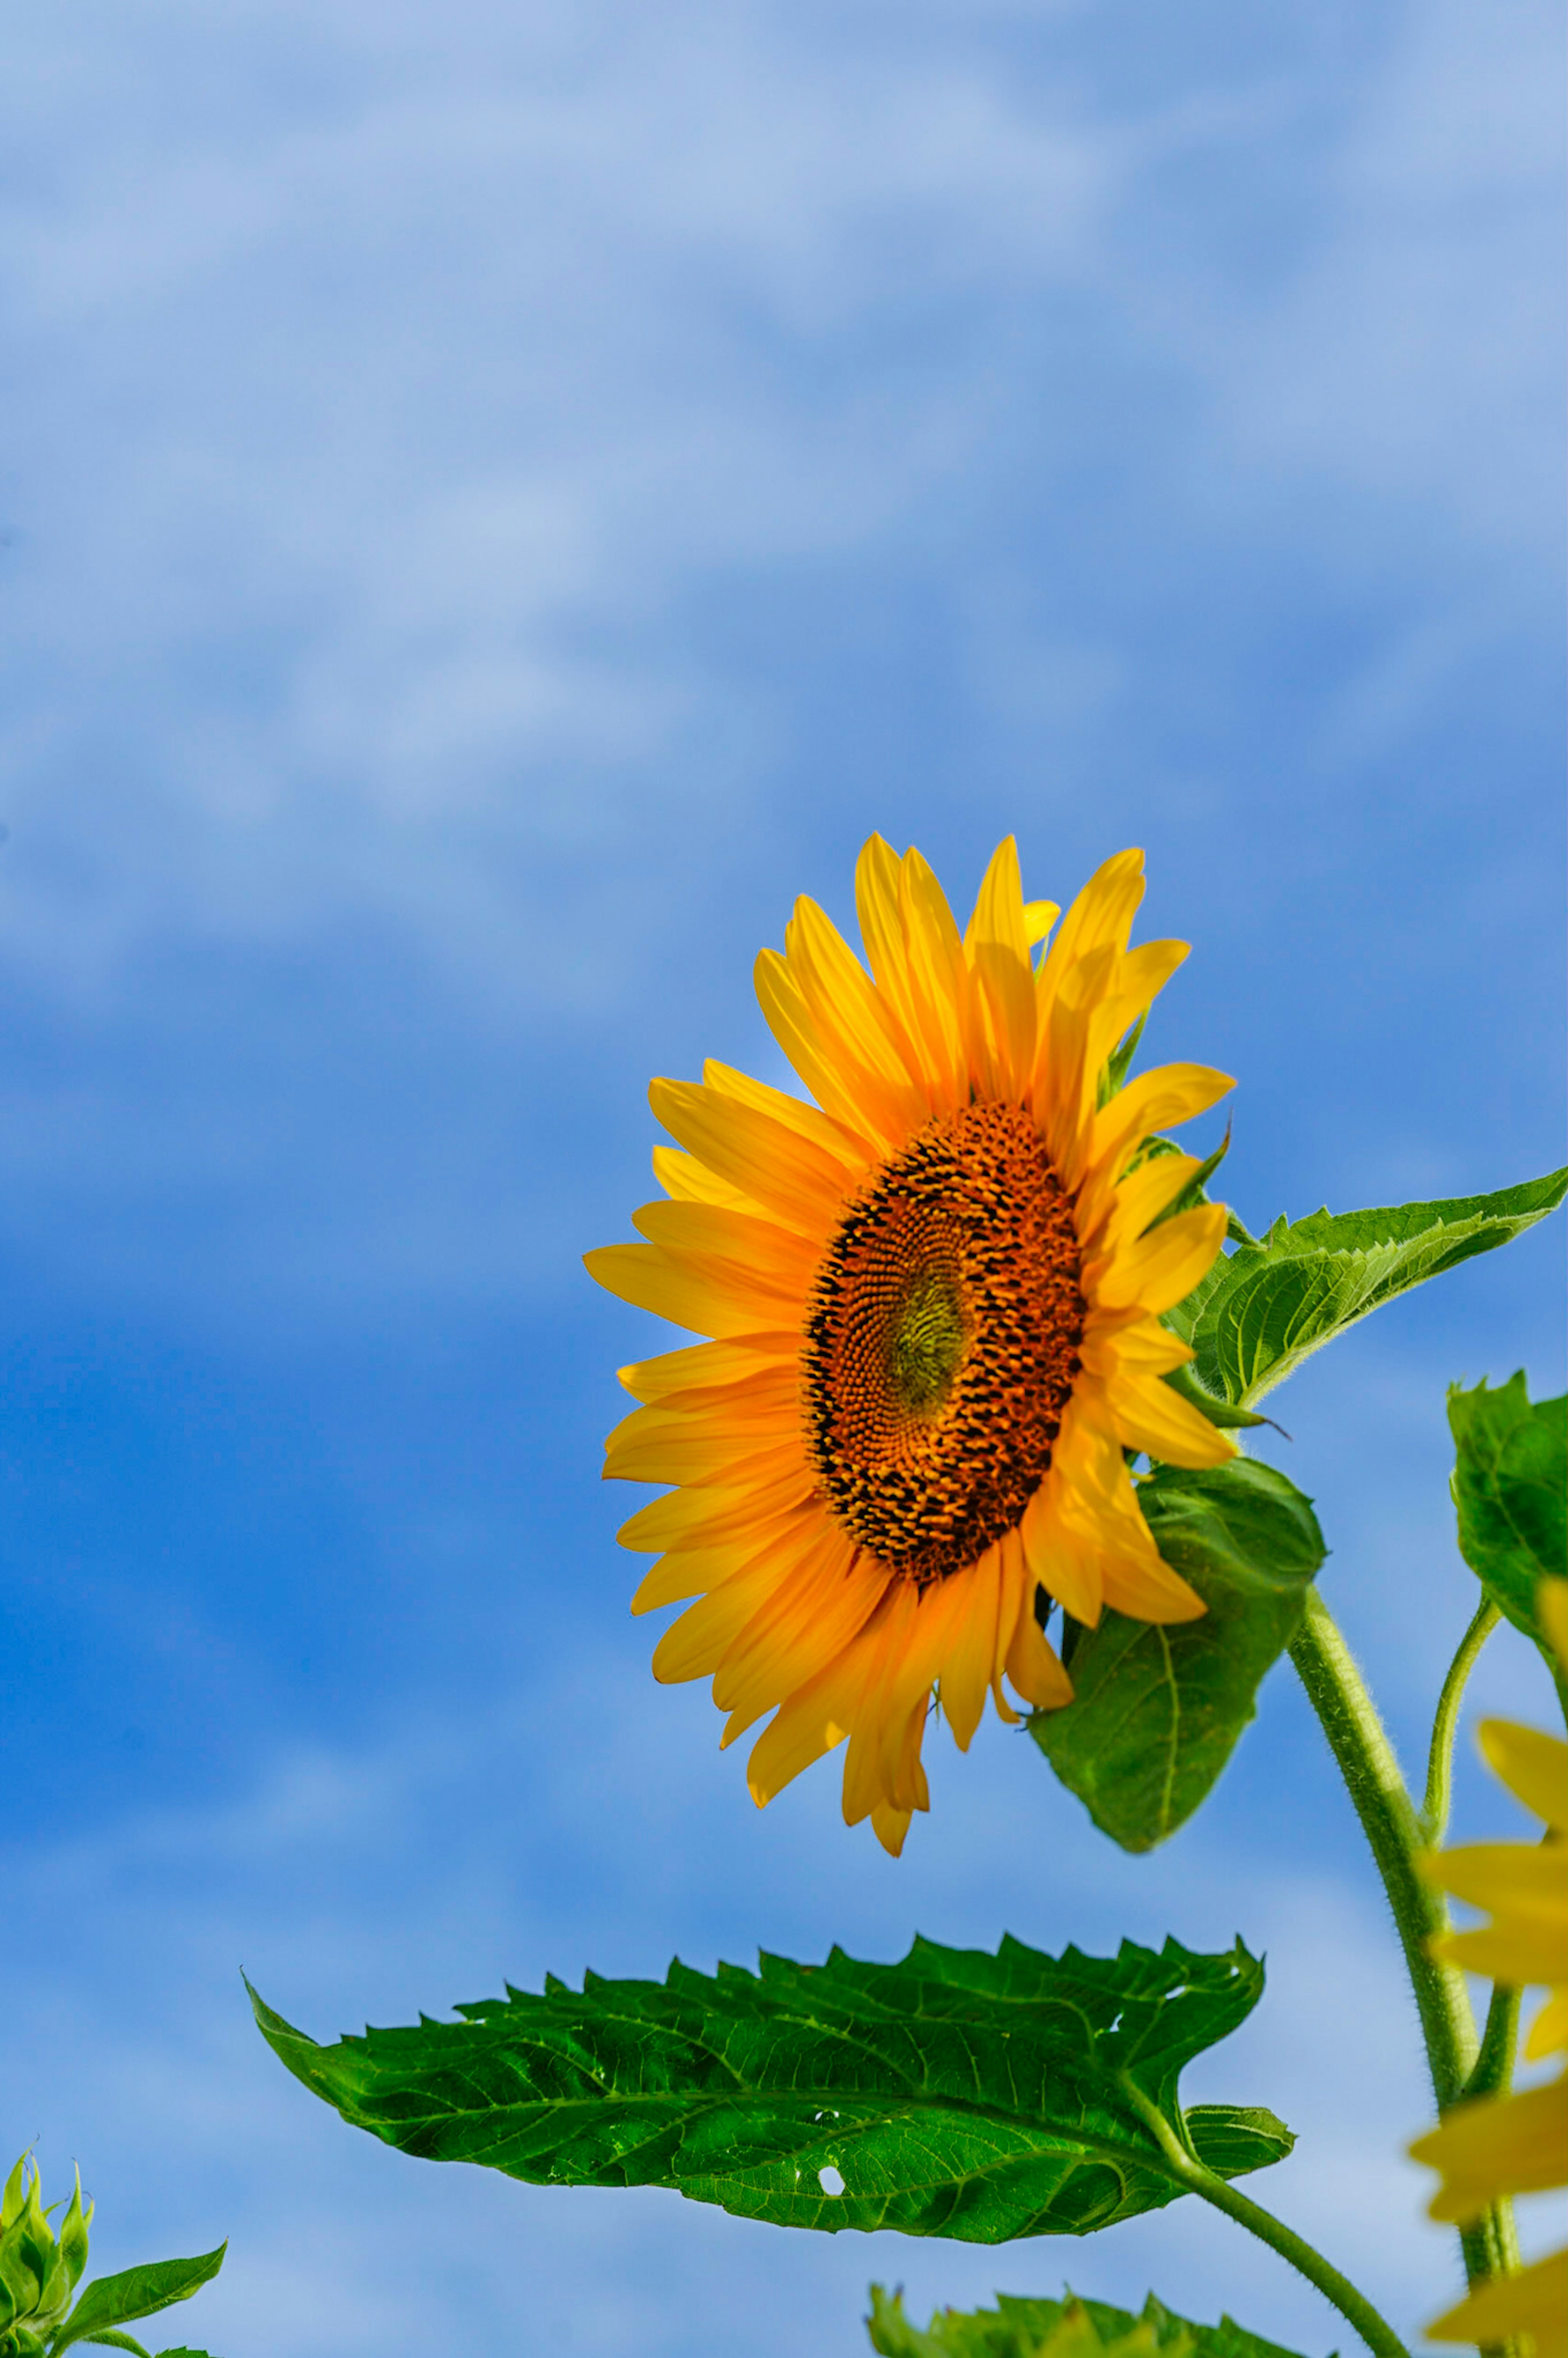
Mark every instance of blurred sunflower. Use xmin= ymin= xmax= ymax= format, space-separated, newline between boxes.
xmin=586 ymin=838 xmax=1235 ymax=1852
xmin=1411 ymin=1577 xmax=1568 ymax=2358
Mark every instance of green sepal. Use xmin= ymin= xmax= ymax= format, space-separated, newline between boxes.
xmin=865 ymin=2284 xmax=1306 ymax=2358
xmin=1448 ymin=1373 xmax=1567 ymax=1683
xmin=1167 ymin=1168 xmax=1567 ymax=1409
xmin=1031 ymin=1461 xmax=1326 ymax=1852
xmin=1160 ymin=1362 xmax=1269 ymax=1433
xmin=252 ymin=1935 xmax=1289 ymax=2245
xmin=1138 ymin=1129 xmax=1232 ymax=1237
xmin=1099 ymin=1015 xmax=1148 ymax=1108
xmin=50 ymin=2251 xmax=226 ymax=2358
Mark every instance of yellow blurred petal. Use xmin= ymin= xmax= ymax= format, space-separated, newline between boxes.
xmin=1427 ymin=2245 xmax=1568 ymax=2356
xmin=648 ymin=1078 xmax=851 ymax=1240
xmin=871 ymin=1798 xmax=914 ymax=1856
xmin=1434 ymin=1922 xmax=1568 ymax=1986
xmin=1528 ymin=1987 xmax=1568 ymax=2059
xmin=1477 ymin=1717 xmax=1568 ymax=1835
xmin=1410 ymin=2073 xmax=1568 ymax=2218
xmin=1541 ymin=1576 xmax=1568 ymax=1674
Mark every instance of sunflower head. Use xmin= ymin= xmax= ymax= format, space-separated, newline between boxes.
xmin=587 ymin=838 xmax=1236 ymax=1854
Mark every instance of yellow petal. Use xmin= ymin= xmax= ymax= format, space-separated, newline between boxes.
xmin=897 ymin=847 xmax=971 ymax=1106
xmin=715 ymin=1538 xmax=887 ymax=1738
xmin=753 ymin=946 xmax=906 ymax=1149
xmin=1433 ymin=1922 xmax=1568 ymax=1986
xmin=1422 ymin=1840 xmax=1567 ymax=1917
xmin=964 ymin=838 xmax=1037 ymax=1090
xmin=585 ymin=1241 xmax=788 ymax=1337
xmin=1088 ymin=1202 xmax=1227 ymax=1317
xmin=1477 ymin=1718 xmax=1568 ymax=1835
xmin=704 ymin=1058 xmax=876 ymax=1166
xmin=1038 ymin=848 xmax=1145 ymax=997
xmin=1541 ymin=1576 xmax=1568 ymax=1676
xmin=786 ymin=896 xmax=929 ymax=1119
xmin=871 ymin=1796 xmax=915 ymax=1856
xmin=648 ymin=1079 xmax=851 ymax=1241
xmin=652 ymin=1145 xmax=755 ymax=1209
xmin=1410 ymin=2073 xmax=1568 ymax=2218
xmin=746 ymin=1614 xmax=886 ymax=1804
xmin=935 ymin=1544 xmax=1005 ymax=1752
xmin=1427 ymin=2244 xmax=1568 ymax=2357
xmin=1023 ymin=898 xmax=1059 ymax=949
xmin=1527 ymin=1987 xmax=1568 ymax=2060
xmin=1019 ymin=1470 xmax=1104 ymax=1627
xmin=1103 ymin=1368 xmax=1238 ymax=1469
xmin=617 ymin=1334 xmax=797 ymax=1405
xmin=1005 ymin=1595 xmax=1074 ymax=1710
xmin=1078 ymin=1062 xmax=1236 ymax=1236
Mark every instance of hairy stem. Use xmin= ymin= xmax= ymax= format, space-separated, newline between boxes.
xmin=1288 ymin=1592 xmax=1518 ymax=2297
xmin=1118 ymin=2077 xmax=1410 ymax=2358
xmin=1422 ymin=1600 xmax=1500 ymax=1843
xmin=1290 ymin=1591 xmax=1478 ymax=2108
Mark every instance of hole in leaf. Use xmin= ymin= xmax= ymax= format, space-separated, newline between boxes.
xmin=818 ymin=2165 xmax=846 ymax=2197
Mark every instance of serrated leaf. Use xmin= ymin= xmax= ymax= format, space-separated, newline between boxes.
xmin=1448 ymin=1373 xmax=1567 ymax=1676
xmin=252 ymin=1935 xmax=1289 ymax=2245
xmin=865 ymin=2285 xmax=1307 ymax=2358
xmin=1167 ymin=1169 xmax=1566 ymax=1409
xmin=1030 ymin=1461 xmax=1325 ymax=1852
xmin=51 ymin=2251 xmax=225 ymax=2357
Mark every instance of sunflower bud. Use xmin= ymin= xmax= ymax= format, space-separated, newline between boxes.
xmin=0 ymin=2154 xmax=92 ymax=2357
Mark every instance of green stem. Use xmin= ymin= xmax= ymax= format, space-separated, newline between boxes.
xmin=1421 ymin=1600 xmax=1500 ymax=1843
xmin=1290 ymin=1590 xmax=1478 ymax=2111
xmin=1118 ymin=2077 xmax=1410 ymax=2358
xmin=1459 ymin=1984 xmax=1523 ymax=2284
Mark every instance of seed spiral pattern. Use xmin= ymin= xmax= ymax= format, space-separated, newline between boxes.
xmin=801 ymin=1101 xmax=1086 ymax=1584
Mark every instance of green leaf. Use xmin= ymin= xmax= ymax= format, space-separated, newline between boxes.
xmin=865 ymin=2285 xmax=1306 ymax=2358
xmin=62 ymin=2335 xmax=152 ymax=2356
xmin=1167 ymin=1169 xmax=1567 ymax=1409
xmin=51 ymin=2252 xmax=225 ymax=2358
xmin=1448 ymin=1373 xmax=1567 ymax=1669
xmin=252 ymin=1935 xmax=1289 ymax=2246
xmin=1030 ymin=1461 xmax=1326 ymax=1852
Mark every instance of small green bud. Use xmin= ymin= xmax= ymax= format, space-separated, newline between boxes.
xmin=0 ymin=2155 xmax=92 ymax=2358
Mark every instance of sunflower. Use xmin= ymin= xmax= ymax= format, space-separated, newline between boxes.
xmin=586 ymin=838 xmax=1236 ymax=1853
xmin=1409 ymin=1578 xmax=1568 ymax=2358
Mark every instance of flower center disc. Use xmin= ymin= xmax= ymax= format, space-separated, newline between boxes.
xmin=801 ymin=1102 xmax=1087 ymax=1583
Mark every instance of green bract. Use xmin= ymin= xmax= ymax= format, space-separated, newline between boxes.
xmin=1031 ymin=1460 xmax=1325 ymax=1852
xmin=0 ymin=2156 xmax=224 ymax=2358
xmin=252 ymin=1934 xmax=1291 ymax=2243
xmin=865 ymin=2285 xmax=1306 ymax=2358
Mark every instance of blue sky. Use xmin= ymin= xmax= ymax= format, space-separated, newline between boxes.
xmin=1 ymin=2 xmax=1564 ymax=2353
